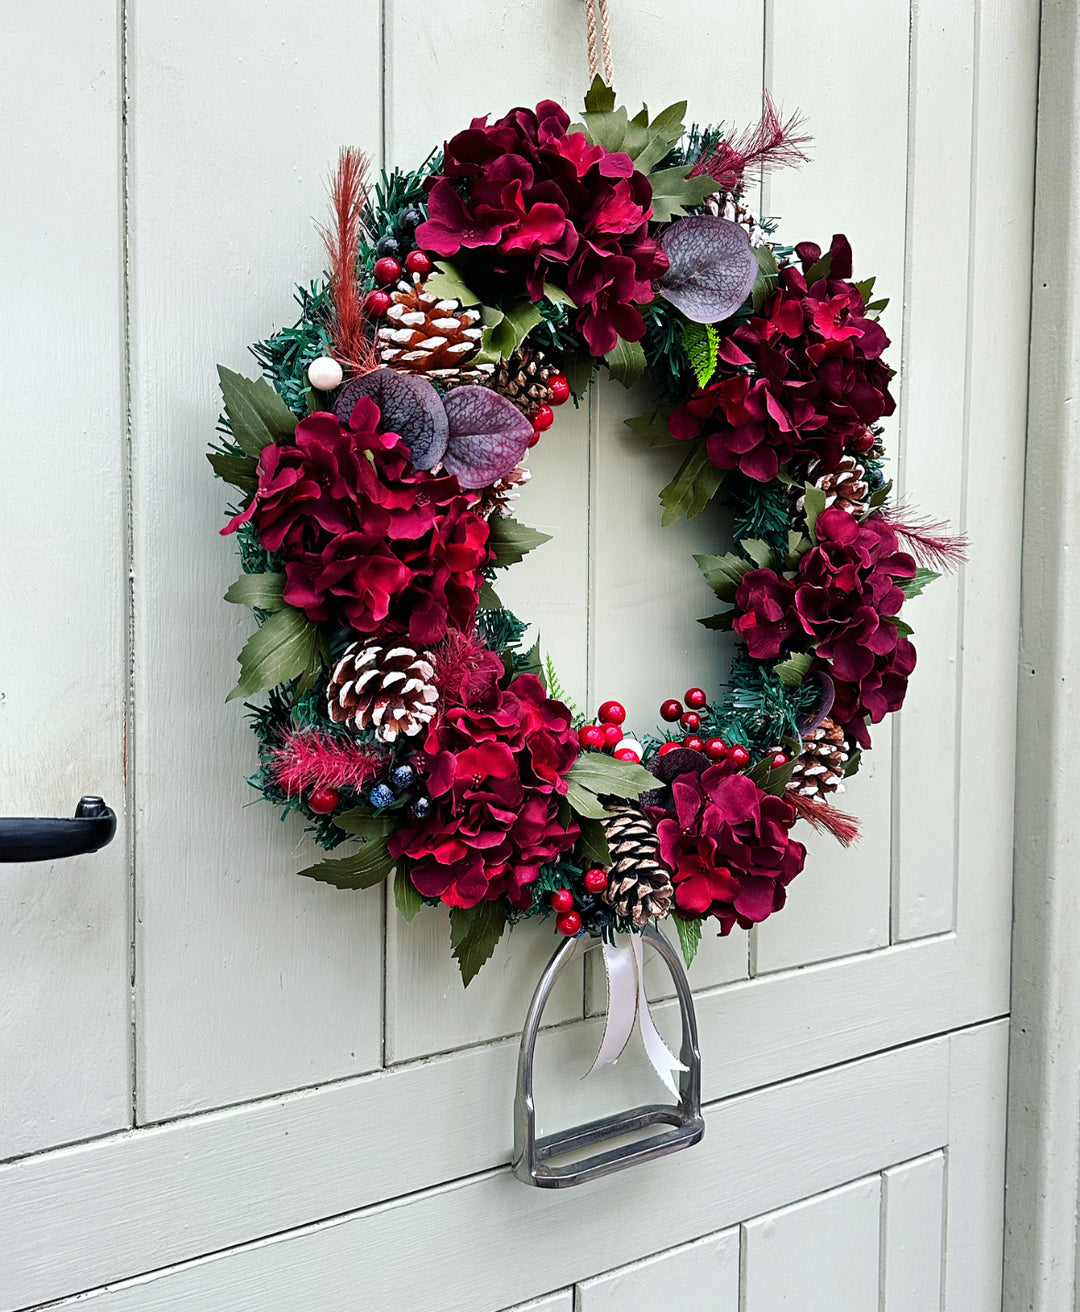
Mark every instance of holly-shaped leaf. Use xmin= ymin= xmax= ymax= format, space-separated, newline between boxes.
xmin=899 ymin=567 xmax=941 ymax=600
xmin=426 ymin=260 xmax=481 ymax=307
xmin=487 ymin=516 xmax=552 ymax=569
xmin=604 ymin=337 xmax=646 ymax=388
xmin=450 ymin=901 xmax=507 ymax=987
xmin=442 ymin=385 xmax=534 ymax=487
xmin=774 ymin=652 xmax=813 ymax=689
xmin=648 ymin=168 xmax=724 ymax=225
xmin=803 ymin=483 xmax=828 ymax=539
xmin=227 ymin=605 xmax=320 ymax=702
xmin=299 ymin=836 xmax=396 ymax=890
xmin=334 ymin=368 xmax=449 ymax=471
xmin=695 ymin=550 xmax=755 ymax=601
xmin=224 ymin=572 xmax=286 ymax=612
xmin=218 ymin=366 xmax=297 ymax=457
xmin=657 ymin=216 xmax=759 ymax=323
xmin=207 ymin=451 xmax=259 ymax=492
xmin=577 ymin=816 xmax=612 ymax=868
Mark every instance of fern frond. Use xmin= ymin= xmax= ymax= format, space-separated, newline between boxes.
xmin=681 ymin=321 xmax=720 ymax=388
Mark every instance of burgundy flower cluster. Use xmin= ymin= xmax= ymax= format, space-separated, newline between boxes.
xmin=389 ymin=662 xmax=581 ymax=909
xmin=668 ymin=235 xmax=895 ymax=481
xmin=733 ymin=506 xmax=917 ymax=747
xmin=223 ymin=398 xmax=490 ymax=646
xmin=416 ymin=100 xmax=667 ymax=356
xmin=648 ymin=761 xmax=806 ymax=933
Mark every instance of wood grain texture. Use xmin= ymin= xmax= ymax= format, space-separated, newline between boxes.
xmin=754 ymin=0 xmax=911 ymax=974
xmin=500 ymin=1294 xmax=572 ymax=1312
xmin=128 ymin=0 xmax=387 ymax=1121
xmin=882 ymin=1153 xmax=945 ymax=1311
xmin=40 ymin=1038 xmax=949 ymax=1312
xmin=576 ymin=1228 xmax=739 ymax=1312
xmin=0 ymin=0 xmax=131 ymax=1161
xmin=742 ymin=1176 xmax=882 ymax=1311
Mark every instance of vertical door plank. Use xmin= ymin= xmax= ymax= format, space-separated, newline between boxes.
xmin=383 ymin=0 xmax=593 ymax=1059
xmin=754 ymin=0 xmax=911 ymax=973
xmin=129 ymin=0 xmax=385 ymax=1121
xmin=892 ymin=1 xmax=975 ymax=941
xmin=742 ymin=1176 xmax=882 ymax=1311
xmin=0 ymin=1 xmax=130 ymax=1159
xmin=576 ymin=1228 xmax=739 ymax=1312
xmin=882 ymin=1152 xmax=945 ymax=1311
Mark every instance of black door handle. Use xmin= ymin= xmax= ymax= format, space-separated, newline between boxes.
xmin=0 ymin=796 xmax=117 ymax=862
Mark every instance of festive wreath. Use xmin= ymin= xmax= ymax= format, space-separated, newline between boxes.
xmin=210 ymin=81 xmax=962 ymax=985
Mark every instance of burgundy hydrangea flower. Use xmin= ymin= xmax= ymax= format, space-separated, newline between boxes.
xmin=733 ymin=568 xmax=800 ymax=659
xmin=794 ymin=507 xmax=917 ymax=747
xmin=389 ymin=668 xmax=581 ymax=909
xmin=415 ymin=100 xmax=667 ymax=355
xmin=223 ymin=398 xmax=490 ymax=646
xmin=668 ymin=234 xmax=895 ymax=481
xmin=647 ymin=762 xmax=806 ymax=933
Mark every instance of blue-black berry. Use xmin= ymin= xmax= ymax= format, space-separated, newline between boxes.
xmin=369 ymin=783 xmax=395 ymax=809
xmin=391 ymin=764 xmax=416 ymax=794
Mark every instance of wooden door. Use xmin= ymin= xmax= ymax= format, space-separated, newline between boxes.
xmin=0 ymin=2 xmax=1036 ymax=1309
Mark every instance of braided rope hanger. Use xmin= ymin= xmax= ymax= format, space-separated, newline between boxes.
xmin=584 ymin=0 xmax=614 ymax=86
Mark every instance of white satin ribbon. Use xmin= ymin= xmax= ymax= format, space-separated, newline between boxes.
xmin=586 ymin=932 xmax=687 ymax=1097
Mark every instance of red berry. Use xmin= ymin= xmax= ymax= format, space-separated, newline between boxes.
xmin=658 ymin=741 xmax=681 ymax=756
xmin=550 ymin=888 xmax=575 ymax=913
xmin=684 ymin=687 xmax=707 ymax=709
xmin=614 ymin=747 xmax=640 ymax=762
xmin=598 ymin=700 xmax=626 ymax=725
xmin=528 ymin=427 xmax=541 ymax=448
xmin=533 ymin=403 xmax=555 ymax=432
xmin=601 ymin=718 xmax=624 ymax=750
xmin=584 ymin=867 xmax=609 ymax=892
xmin=308 ymin=786 xmax=340 ymax=815
xmin=729 ymin=744 xmax=751 ymax=768
xmin=579 ymin=724 xmax=605 ymax=750
xmin=364 ymin=289 xmax=392 ymax=317
xmin=556 ymin=910 xmax=583 ymax=936
xmin=851 ymin=428 xmax=876 ymax=453
xmin=373 ymin=256 xmax=402 ymax=285
xmin=404 ymin=249 xmax=433 ymax=277
xmin=683 ymin=735 xmax=705 ymax=753
xmin=660 ymin=699 xmax=683 ymax=722
xmin=704 ymin=737 xmax=728 ymax=760
xmin=771 ymin=752 xmax=790 ymax=768
xmin=548 ymin=374 xmax=571 ymax=405
xmin=679 ymin=711 xmax=701 ymax=732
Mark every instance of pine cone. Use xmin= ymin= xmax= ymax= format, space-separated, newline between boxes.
xmin=489 ymin=349 xmax=555 ymax=419
xmin=471 ymin=464 xmax=532 ymax=519
xmin=601 ymin=802 xmax=674 ymax=928
xmin=327 ymin=640 xmax=438 ymax=744
xmin=805 ymin=455 xmax=869 ymax=515
xmin=376 ymin=273 xmax=495 ymax=382
xmin=786 ymin=716 xmax=849 ymax=801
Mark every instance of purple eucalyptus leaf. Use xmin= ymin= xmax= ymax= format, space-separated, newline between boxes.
xmin=441 ymin=386 xmax=534 ymax=488
xmin=656 ymin=216 xmax=759 ymax=323
xmin=334 ymin=368 xmax=449 ymax=470
xmin=796 ymin=672 xmax=835 ymax=737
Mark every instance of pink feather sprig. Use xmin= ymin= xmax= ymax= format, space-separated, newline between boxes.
xmin=882 ymin=505 xmax=969 ymax=572
xmin=269 ymin=730 xmax=385 ymax=797
xmin=788 ymin=792 xmax=860 ymax=847
xmin=317 ymin=147 xmax=378 ymax=376
xmin=690 ymin=90 xmax=812 ymax=194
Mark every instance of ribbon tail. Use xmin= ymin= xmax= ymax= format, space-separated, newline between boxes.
xmin=585 ymin=937 xmax=639 ymax=1078
xmin=631 ymin=932 xmax=688 ymax=1099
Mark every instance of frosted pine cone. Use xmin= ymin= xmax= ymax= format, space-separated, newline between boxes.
xmin=786 ymin=716 xmax=849 ymax=801
xmin=376 ymin=273 xmax=494 ymax=383
xmin=327 ymin=640 xmax=438 ymax=744
xmin=489 ymin=349 xmax=555 ymax=419
xmin=471 ymin=464 xmax=532 ymax=520
xmin=801 ymin=455 xmax=869 ymax=516
xmin=601 ymin=802 xmax=674 ymax=927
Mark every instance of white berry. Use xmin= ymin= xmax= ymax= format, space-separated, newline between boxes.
xmin=615 ymin=736 xmax=643 ymax=760
xmin=307 ymin=356 xmax=343 ymax=390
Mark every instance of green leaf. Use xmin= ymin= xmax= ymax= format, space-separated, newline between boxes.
xmin=564 ymin=755 xmax=655 ymax=820
xmin=583 ymin=75 xmax=617 ymax=112
xmin=576 ymin=105 xmax=629 ymax=154
xmin=890 ymin=615 xmax=915 ymax=637
xmin=227 ymin=605 xmax=319 ymax=702
xmin=564 ymin=354 xmax=597 ymax=397
xmin=699 ymin=611 xmax=735 ymax=631
xmin=624 ymin=404 xmax=678 ymax=447
xmin=487 ymin=516 xmax=552 ymax=569
xmin=681 ymin=321 xmax=720 ymax=388
xmin=674 ymin=915 xmax=702 ymax=970
xmin=207 ymin=451 xmax=259 ymax=492
xmin=478 ymin=580 xmax=502 ymax=610
xmin=803 ymin=483 xmax=828 ymax=539
xmin=774 ymin=652 xmax=813 ymax=689
xmin=604 ymin=337 xmax=646 ymax=388
xmin=334 ymin=809 xmax=398 ymax=839
xmin=747 ymin=739 xmax=800 ymax=795
xmin=868 ymin=478 xmax=893 ymax=510
xmin=426 ymin=260 xmax=481 ymax=307
xmin=647 ymin=166 xmax=718 ymax=224
xmin=450 ymin=901 xmax=507 ymax=987
xmin=516 ymin=639 xmax=545 ymax=685
xmin=854 ymin=276 xmax=876 ymax=305
xmin=695 ymin=550 xmax=754 ymax=602
xmin=224 ymin=572 xmax=285 ymax=612
xmin=298 ymin=836 xmax=395 ymax=890
xmin=478 ymin=299 xmax=543 ymax=361
xmin=803 ymin=250 xmax=833 ymax=285
xmin=542 ymin=282 xmax=575 ymax=307
xmin=786 ymin=531 xmax=812 ymax=568
xmin=843 ymin=748 xmax=863 ymax=779
xmin=741 ymin=539 xmax=775 ymax=569
xmin=633 ymin=101 xmax=689 ymax=173
xmin=660 ymin=440 xmax=724 ymax=526
xmin=751 ymin=245 xmax=780 ymax=313
xmin=393 ymin=864 xmax=424 ymax=922
xmin=577 ymin=816 xmax=612 ymax=868
xmin=900 ymin=567 xmax=941 ymax=600
xmin=218 ymin=366 xmax=297 ymax=457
